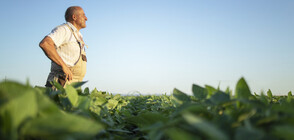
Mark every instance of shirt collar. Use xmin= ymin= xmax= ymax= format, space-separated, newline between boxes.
xmin=66 ymin=22 xmax=78 ymax=32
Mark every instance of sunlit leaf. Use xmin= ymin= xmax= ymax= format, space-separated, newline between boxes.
xmin=94 ymin=96 xmax=107 ymax=106
xmin=113 ymin=94 xmax=121 ymax=100
xmin=205 ymin=85 xmax=217 ymax=97
xmin=107 ymin=99 xmax=119 ymax=109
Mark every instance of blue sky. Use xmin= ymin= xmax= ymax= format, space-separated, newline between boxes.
xmin=0 ymin=0 xmax=293 ymax=95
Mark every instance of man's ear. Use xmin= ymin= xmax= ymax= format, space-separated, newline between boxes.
xmin=72 ymin=14 xmax=76 ymax=21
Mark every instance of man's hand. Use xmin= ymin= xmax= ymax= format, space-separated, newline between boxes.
xmin=62 ymin=65 xmax=73 ymax=81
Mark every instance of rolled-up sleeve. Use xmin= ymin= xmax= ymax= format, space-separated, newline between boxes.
xmin=47 ymin=26 xmax=68 ymax=48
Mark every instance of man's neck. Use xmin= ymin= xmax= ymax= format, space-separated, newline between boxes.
xmin=69 ymin=21 xmax=81 ymax=31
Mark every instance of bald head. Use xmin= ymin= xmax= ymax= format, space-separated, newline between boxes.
xmin=65 ymin=6 xmax=82 ymax=22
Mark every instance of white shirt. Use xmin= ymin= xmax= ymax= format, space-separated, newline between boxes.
xmin=47 ymin=22 xmax=84 ymax=67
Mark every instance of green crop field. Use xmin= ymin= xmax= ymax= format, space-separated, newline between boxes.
xmin=1 ymin=77 xmax=294 ymax=140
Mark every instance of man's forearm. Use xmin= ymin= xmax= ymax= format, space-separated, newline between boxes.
xmin=39 ymin=36 xmax=67 ymax=68
xmin=39 ymin=36 xmax=73 ymax=80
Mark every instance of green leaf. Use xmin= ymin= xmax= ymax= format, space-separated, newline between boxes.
xmin=51 ymin=80 xmax=64 ymax=91
xmin=173 ymin=88 xmax=191 ymax=102
xmin=235 ymin=127 xmax=264 ymax=140
xmin=182 ymin=113 xmax=229 ymax=140
xmin=288 ymin=91 xmax=293 ymax=97
xmin=77 ymin=96 xmax=91 ymax=112
xmin=83 ymin=87 xmax=90 ymax=95
xmin=192 ymin=84 xmax=207 ymax=100
xmin=113 ymin=94 xmax=121 ymax=100
xmin=173 ymin=103 xmax=209 ymax=119
xmin=288 ymin=91 xmax=292 ymax=103
xmin=225 ymin=87 xmax=231 ymax=94
xmin=272 ymin=125 xmax=294 ymax=140
xmin=94 ymin=96 xmax=107 ymax=106
xmin=0 ymin=81 xmax=32 ymax=103
xmin=271 ymin=104 xmax=294 ymax=116
xmin=107 ymin=99 xmax=119 ymax=109
xmin=267 ymin=89 xmax=273 ymax=99
xmin=0 ymin=88 xmax=38 ymax=140
xmin=69 ymin=81 xmax=87 ymax=89
xmin=20 ymin=113 xmax=104 ymax=140
xmin=165 ymin=127 xmax=200 ymax=140
xmin=65 ymin=85 xmax=79 ymax=107
xmin=235 ymin=77 xmax=252 ymax=99
xmin=142 ymin=122 xmax=164 ymax=140
xmin=256 ymin=115 xmax=278 ymax=126
xmin=209 ymin=91 xmax=230 ymax=105
xmin=258 ymin=93 xmax=269 ymax=105
xmin=90 ymin=88 xmax=99 ymax=96
xmin=127 ymin=112 xmax=167 ymax=128
xmin=107 ymin=129 xmax=132 ymax=133
xmin=237 ymin=109 xmax=256 ymax=122
xmin=35 ymin=91 xmax=61 ymax=117
xmin=205 ymin=85 xmax=217 ymax=97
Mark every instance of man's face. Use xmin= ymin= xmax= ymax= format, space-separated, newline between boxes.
xmin=73 ymin=8 xmax=87 ymax=29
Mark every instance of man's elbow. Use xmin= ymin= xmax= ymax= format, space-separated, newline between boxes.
xmin=39 ymin=36 xmax=51 ymax=49
xmin=39 ymin=37 xmax=46 ymax=49
xmin=39 ymin=41 xmax=45 ymax=49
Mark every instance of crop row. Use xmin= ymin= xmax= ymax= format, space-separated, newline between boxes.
xmin=1 ymin=78 xmax=294 ymax=140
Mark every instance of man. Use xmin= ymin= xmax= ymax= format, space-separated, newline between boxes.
xmin=39 ymin=6 xmax=88 ymax=87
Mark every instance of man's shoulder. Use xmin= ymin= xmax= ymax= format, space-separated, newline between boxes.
xmin=53 ymin=23 xmax=68 ymax=30
xmin=50 ymin=23 xmax=70 ymax=34
xmin=48 ymin=23 xmax=71 ymax=43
